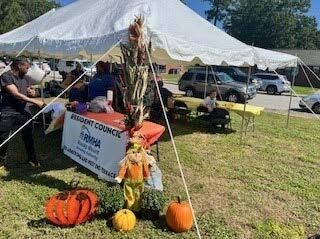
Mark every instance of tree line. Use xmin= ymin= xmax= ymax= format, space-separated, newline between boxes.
xmin=0 ymin=0 xmax=58 ymax=35
xmin=202 ymin=0 xmax=320 ymax=49
xmin=0 ymin=0 xmax=318 ymax=50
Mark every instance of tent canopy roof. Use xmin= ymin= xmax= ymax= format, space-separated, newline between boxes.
xmin=0 ymin=0 xmax=298 ymax=70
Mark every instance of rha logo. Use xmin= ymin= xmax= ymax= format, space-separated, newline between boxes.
xmin=79 ymin=125 xmax=101 ymax=149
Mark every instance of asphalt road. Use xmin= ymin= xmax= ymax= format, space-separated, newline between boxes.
xmin=164 ymin=83 xmax=317 ymax=118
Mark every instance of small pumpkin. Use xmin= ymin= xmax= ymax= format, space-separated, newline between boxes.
xmin=45 ymin=189 xmax=98 ymax=227
xmin=112 ymin=209 xmax=136 ymax=231
xmin=166 ymin=196 xmax=193 ymax=233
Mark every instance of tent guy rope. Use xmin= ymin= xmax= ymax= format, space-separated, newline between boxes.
xmin=145 ymin=41 xmax=202 ymax=239
xmin=298 ymin=61 xmax=316 ymax=93
xmin=0 ymin=40 xmax=121 ymax=150
xmin=273 ymin=70 xmax=320 ymax=120
xmin=299 ymin=59 xmax=320 ymax=85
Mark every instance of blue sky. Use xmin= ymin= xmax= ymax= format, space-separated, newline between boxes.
xmin=59 ymin=0 xmax=320 ymax=26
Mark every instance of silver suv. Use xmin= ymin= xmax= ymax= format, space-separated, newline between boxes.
xmin=178 ymin=70 xmax=257 ymax=103
xmin=299 ymin=91 xmax=320 ymax=114
xmin=252 ymin=73 xmax=291 ymax=95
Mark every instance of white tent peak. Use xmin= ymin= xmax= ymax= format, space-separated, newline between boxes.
xmin=0 ymin=0 xmax=298 ymax=69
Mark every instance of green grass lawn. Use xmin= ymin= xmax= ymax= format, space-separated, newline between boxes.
xmin=0 ymin=111 xmax=320 ymax=238
xmin=161 ymin=73 xmax=180 ymax=84
xmin=292 ymin=86 xmax=320 ymax=95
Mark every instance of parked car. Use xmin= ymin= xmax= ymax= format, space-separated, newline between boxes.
xmin=252 ymin=73 xmax=290 ymax=95
xmin=299 ymin=91 xmax=320 ymax=114
xmin=213 ymin=66 xmax=262 ymax=90
xmin=178 ymin=69 xmax=257 ymax=103
xmin=57 ymin=59 xmax=96 ymax=79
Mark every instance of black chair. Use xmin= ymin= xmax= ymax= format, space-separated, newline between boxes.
xmin=196 ymin=105 xmax=232 ymax=129
xmin=172 ymin=100 xmax=191 ymax=120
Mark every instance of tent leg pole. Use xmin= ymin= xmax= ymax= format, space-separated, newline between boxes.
xmin=204 ymin=65 xmax=208 ymax=99
xmin=240 ymin=67 xmax=252 ymax=144
xmin=38 ymin=50 xmax=46 ymax=134
xmin=286 ymin=68 xmax=296 ymax=129
xmin=53 ymin=55 xmax=56 ymax=81
xmin=209 ymin=66 xmax=222 ymax=101
xmin=90 ymin=54 xmax=93 ymax=76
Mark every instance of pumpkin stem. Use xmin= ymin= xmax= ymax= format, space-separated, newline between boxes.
xmin=177 ymin=196 xmax=181 ymax=204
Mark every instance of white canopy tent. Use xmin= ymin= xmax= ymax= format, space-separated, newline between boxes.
xmin=0 ymin=2 xmax=312 ymax=237
xmin=0 ymin=0 xmax=298 ymax=70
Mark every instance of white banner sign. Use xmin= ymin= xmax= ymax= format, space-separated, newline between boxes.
xmin=62 ymin=111 xmax=127 ymax=182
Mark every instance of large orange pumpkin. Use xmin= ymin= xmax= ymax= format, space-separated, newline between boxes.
xmin=45 ymin=189 xmax=98 ymax=227
xmin=165 ymin=197 xmax=193 ymax=232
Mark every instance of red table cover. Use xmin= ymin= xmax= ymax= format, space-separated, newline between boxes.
xmin=82 ymin=111 xmax=165 ymax=147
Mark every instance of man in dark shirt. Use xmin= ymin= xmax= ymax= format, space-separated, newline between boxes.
xmin=0 ymin=58 xmax=45 ymax=168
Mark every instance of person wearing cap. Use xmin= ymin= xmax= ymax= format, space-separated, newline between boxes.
xmin=0 ymin=58 xmax=45 ymax=168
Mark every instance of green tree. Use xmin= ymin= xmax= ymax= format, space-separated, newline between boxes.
xmin=203 ymin=0 xmax=232 ymax=26
xmin=0 ymin=0 xmax=58 ymax=34
xmin=0 ymin=0 xmax=26 ymax=34
xmin=18 ymin=0 xmax=58 ymax=22
xmin=223 ymin=0 xmax=320 ymax=49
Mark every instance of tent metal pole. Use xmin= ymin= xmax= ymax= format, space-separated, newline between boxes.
xmin=110 ymin=56 xmax=113 ymax=73
xmin=286 ymin=67 xmax=297 ymax=129
xmin=209 ymin=65 xmax=222 ymax=101
xmin=240 ymin=67 xmax=252 ymax=144
xmin=204 ymin=65 xmax=208 ymax=99
xmin=53 ymin=55 xmax=56 ymax=81
xmin=90 ymin=54 xmax=93 ymax=76
xmin=38 ymin=50 xmax=46 ymax=133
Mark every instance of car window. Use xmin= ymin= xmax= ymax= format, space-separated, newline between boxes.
xmin=255 ymin=74 xmax=277 ymax=80
xmin=66 ymin=61 xmax=74 ymax=67
xmin=233 ymin=68 xmax=247 ymax=77
xmin=180 ymin=72 xmax=193 ymax=81
xmin=217 ymin=73 xmax=234 ymax=83
xmin=81 ymin=61 xmax=92 ymax=68
xmin=195 ymin=73 xmax=206 ymax=83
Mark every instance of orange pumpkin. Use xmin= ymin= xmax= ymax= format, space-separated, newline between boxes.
xmin=45 ymin=189 xmax=98 ymax=227
xmin=166 ymin=197 xmax=193 ymax=232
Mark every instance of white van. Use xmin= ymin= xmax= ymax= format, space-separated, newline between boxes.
xmin=57 ymin=59 xmax=96 ymax=79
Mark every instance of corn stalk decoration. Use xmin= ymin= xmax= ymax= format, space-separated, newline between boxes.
xmin=121 ymin=17 xmax=151 ymax=132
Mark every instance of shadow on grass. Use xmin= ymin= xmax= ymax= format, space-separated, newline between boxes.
xmin=1 ymin=129 xmax=78 ymax=191
xmin=151 ymin=215 xmax=169 ymax=232
xmin=154 ymin=119 xmax=236 ymax=143
xmin=27 ymin=218 xmax=51 ymax=229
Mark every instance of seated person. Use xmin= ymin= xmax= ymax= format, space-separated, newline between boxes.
xmin=88 ymin=61 xmax=115 ymax=101
xmin=200 ymin=90 xmax=229 ymax=127
xmin=71 ymin=62 xmax=85 ymax=80
xmin=201 ymin=90 xmax=219 ymax=113
xmin=150 ymin=81 xmax=174 ymax=120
